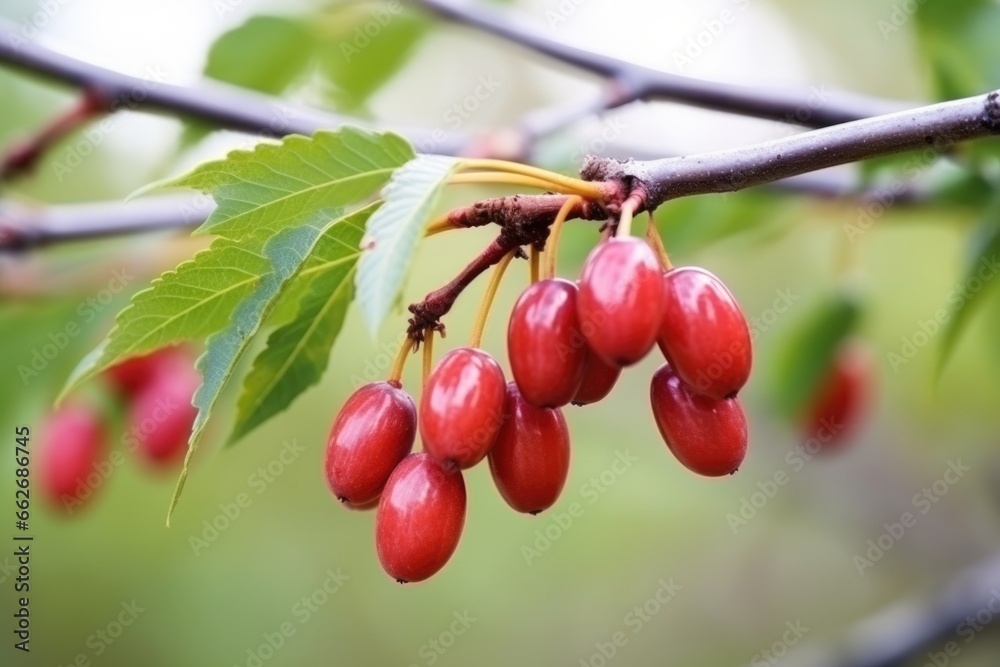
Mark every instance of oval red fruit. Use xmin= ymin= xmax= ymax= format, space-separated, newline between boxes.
xmin=508 ymin=278 xmax=587 ymax=408
xmin=802 ymin=340 xmax=872 ymax=450
xmin=650 ymin=364 xmax=748 ymax=477
xmin=106 ymin=346 xmax=187 ymax=396
xmin=39 ymin=403 xmax=107 ymax=511
xmin=489 ymin=383 xmax=571 ymax=514
xmin=325 ymin=381 xmax=416 ymax=505
xmin=376 ymin=453 xmax=466 ymax=583
xmin=571 ymin=351 xmax=622 ymax=406
xmin=420 ymin=347 xmax=506 ymax=469
xmin=658 ymin=267 xmax=752 ymax=400
xmin=127 ymin=359 xmax=199 ymax=467
xmin=578 ymin=237 xmax=665 ymax=366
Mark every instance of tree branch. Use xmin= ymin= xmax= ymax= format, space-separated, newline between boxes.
xmin=583 ymin=91 xmax=1000 ymax=210
xmin=0 ymin=195 xmax=209 ymax=252
xmin=0 ymin=18 xmax=463 ymax=154
xmin=410 ymin=0 xmax=912 ymax=127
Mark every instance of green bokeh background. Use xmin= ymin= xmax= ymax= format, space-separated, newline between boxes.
xmin=3 ymin=1 xmax=1000 ymax=666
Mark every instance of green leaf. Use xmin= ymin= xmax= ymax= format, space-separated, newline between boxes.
xmin=181 ymin=16 xmax=316 ymax=148
xmin=161 ymin=127 xmax=414 ymax=240
xmin=205 ymin=16 xmax=315 ymax=95
xmin=318 ymin=11 xmax=429 ymax=111
xmin=227 ymin=203 xmax=374 ymax=445
xmin=935 ymin=214 xmax=1000 ymax=379
xmin=356 ymin=154 xmax=459 ymax=336
xmin=60 ymin=237 xmax=270 ymax=400
xmin=770 ymin=290 xmax=862 ymax=418
xmin=168 ymin=213 xmax=340 ymax=524
xmin=916 ymin=0 xmax=1000 ymax=99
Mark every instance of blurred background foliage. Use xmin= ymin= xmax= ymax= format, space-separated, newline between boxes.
xmin=3 ymin=0 xmax=1000 ymax=665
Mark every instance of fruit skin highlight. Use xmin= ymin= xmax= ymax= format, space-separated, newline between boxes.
xmin=508 ymin=278 xmax=587 ymax=408
xmin=376 ymin=453 xmax=467 ymax=583
xmin=577 ymin=237 xmax=665 ymax=367
xmin=420 ymin=347 xmax=506 ymax=469
xmin=325 ymin=381 xmax=417 ymax=505
xmin=650 ymin=364 xmax=748 ymax=477
xmin=657 ymin=267 xmax=752 ymax=400
xmin=489 ymin=382 xmax=571 ymax=514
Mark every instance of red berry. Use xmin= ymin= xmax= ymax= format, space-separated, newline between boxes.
xmin=420 ymin=347 xmax=506 ymax=469
xmin=508 ymin=279 xmax=587 ymax=408
xmin=489 ymin=383 xmax=571 ymax=514
xmin=38 ymin=403 xmax=107 ymax=511
xmin=657 ymin=267 xmax=752 ymax=400
xmin=650 ymin=364 xmax=748 ymax=477
xmin=127 ymin=360 xmax=199 ymax=467
xmin=106 ymin=347 xmax=187 ymax=396
xmin=571 ymin=350 xmax=622 ymax=406
xmin=325 ymin=381 xmax=416 ymax=505
xmin=802 ymin=340 xmax=872 ymax=450
xmin=376 ymin=453 xmax=466 ymax=583
xmin=578 ymin=237 xmax=665 ymax=366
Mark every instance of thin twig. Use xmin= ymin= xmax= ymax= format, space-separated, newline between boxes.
xmin=411 ymin=0 xmax=912 ymax=127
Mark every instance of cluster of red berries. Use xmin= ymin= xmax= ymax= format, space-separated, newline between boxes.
xmin=326 ymin=234 xmax=755 ymax=583
xmin=38 ymin=347 xmax=198 ymax=513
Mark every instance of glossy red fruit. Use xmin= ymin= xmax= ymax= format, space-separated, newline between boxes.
xmin=578 ymin=237 xmax=665 ymax=366
xmin=106 ymin=347 xmax=187 ymax=396
xmin=38 ymin=403 xmax=107 ymax=511
xmin=489 ymin=383 xmax=571 ymax=514
xmin=420 ymin=347 xmax=506 ymax=469
xmin=376 ymin=453 xmax=466 ymax=583
xmin=650 ymin=364 xmax=748 ymax=477
xmin=802 ymin=341 xmax=872 ymax=450
xmin=325 ymin=381 xmax=417 ymax=505
xmin=657 ymin=267 xmax=752 ymax=400
xmin=126 ymin=359 xmax=199 ymax=467
xmin=571 ymin=350 xmax=622 ymax=406
xmin=508 ymin=279 xmax=587 ymax=408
